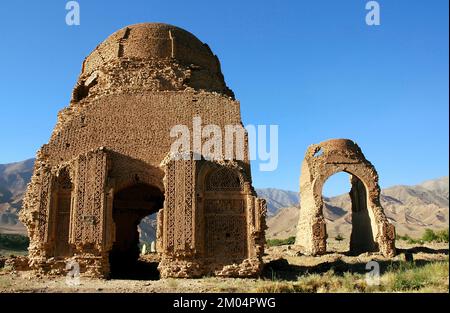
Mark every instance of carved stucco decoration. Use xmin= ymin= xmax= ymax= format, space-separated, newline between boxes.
xmin=20 ymin=23 xmax=266 ymax=278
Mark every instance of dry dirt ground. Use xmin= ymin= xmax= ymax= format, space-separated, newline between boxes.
xmin=0 ymin=240 xmax=448 ymax=293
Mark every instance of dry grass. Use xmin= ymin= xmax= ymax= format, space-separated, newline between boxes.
xmin=0 ymin=242 xmax=447 ymax=293
xmin=381 ymin=260 xmax=449 ymax=292
xmin=253 ymin=259 xmax=449 ymax=293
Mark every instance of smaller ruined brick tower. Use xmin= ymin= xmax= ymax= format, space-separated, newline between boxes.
xmin=295 ymin=139 xmax=396 ymax=257
xmin=20 ymin=23 xmax=266 ymax=278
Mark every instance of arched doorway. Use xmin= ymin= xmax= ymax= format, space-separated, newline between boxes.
xmin=295 ymin=139 xmax=396 ymax=257
xmin=109 ymin=183 xmax=164 ymax=279
xmin=321 ymin=172 xmax=377 ymax=255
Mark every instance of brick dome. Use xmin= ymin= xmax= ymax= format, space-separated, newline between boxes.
xmin=77 ymin=23 xmax=233 ymax=98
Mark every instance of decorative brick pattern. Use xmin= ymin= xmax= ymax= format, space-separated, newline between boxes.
xmin=20 ymin=23 xmax=266 ymax=278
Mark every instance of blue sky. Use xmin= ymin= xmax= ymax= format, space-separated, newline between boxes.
xmin=0 ymin=0 xmax=448 ymax=196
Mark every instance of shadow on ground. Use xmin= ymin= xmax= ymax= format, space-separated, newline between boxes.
xmin=262 ymin=246 xmax=449 ymax=281
xmin=397 ymin=246 xmax=449 ymax=255
xmin=109 ymin=260 xmax=160 ymax=280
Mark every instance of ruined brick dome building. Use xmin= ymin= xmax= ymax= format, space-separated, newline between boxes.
xmin=20 ymin=23 xmax=266 ymax=278
xmin=76 ymin=23 xmax=235 ymax=99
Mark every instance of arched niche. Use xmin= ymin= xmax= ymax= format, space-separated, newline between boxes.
xmin=198 ymin=163 xmax=248 ymax=266
xmin=51 ymin=167 xmax=74 ymax=258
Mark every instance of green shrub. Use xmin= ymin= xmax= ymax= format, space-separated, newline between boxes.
xmin=387 ymin=260 xmax=449 ymax=292
xmin=436 ymin=229 xmax=449 ymax=243
xmin=266 ymin=236 xmax=296 ymax=247
xmin=397 ymin=233 xmax=421 ymax=244
xmin=0 ymin=234 xmax=29 ymax=251
xmin=421 ymin=228 xmax=449 ymax=243
xmin=421 ymin=229 xmax=438 ymax=242
xmin=398 ymin=234 xmax=408 ymax=241
xmin=407 ymin=236 xmax=423 ymax=245
xmin=397 ymin=229 xmax=449 ymax=244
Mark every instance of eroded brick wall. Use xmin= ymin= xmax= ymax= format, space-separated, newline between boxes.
xmin=295 ymin=139 xmax=396 ymax=257
xmin=20 ymin=23 xmax=265 ymax=278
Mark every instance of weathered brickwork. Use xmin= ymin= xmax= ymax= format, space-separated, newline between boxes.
xmin=20 ymin=23 xmax=266 ymax=278
xmin=295 ymin=139 xmax=396 ymax=257
xmin=157 ymin=157 xmax=266 ymax=278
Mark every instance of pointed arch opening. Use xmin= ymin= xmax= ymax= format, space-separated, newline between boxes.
xmin=109 ymin=183 xmax=164 ymax=279
xmin=321 ymin=171 xmax=377 ymax=255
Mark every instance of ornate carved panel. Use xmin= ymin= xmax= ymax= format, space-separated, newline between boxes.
xmin=204 ymin=199 xmax=245 ymax=215
xmin=72 ymin=149 xmax=108 ymax=247
xmin=202 ymin=166 xmax=247 ymax=263
xmin=38 ymin=167 xmax=54 ymax=243
xmin=205 ymin=167 xmax=243 ymax=191
xmin=163 ymin=157 xmax=196 ymax=253
xmin=204 ymin=200 xmax=247 ymax=261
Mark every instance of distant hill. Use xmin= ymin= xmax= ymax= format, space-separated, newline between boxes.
xmin=265 ymin=177 xmax=449 ymax=239
xmin=0 ymin=159 xmax=34 ymax=234
xmin=255 ymin=188 xmax=298 ymax=216
xmin=0 ymin=159 xmax=448 ymax=242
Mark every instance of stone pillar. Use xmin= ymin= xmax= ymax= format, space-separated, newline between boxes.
xmin=20 ymin=161 xmax=56 ymax=270
xmin=296 ymin=161 xmax=327 ymax=255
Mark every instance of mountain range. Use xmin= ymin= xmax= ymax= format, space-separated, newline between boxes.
xmin=262 ymin=176 xmax=449 ymax=239
xmin=0 ymin=159 xmax=33 ymax=234
xmin=0 ymin=159 xmax=448 ymax=242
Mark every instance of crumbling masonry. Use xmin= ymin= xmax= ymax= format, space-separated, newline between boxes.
xmin=20 ymin=23 xmax=266 ymax=278
xmin=295 ymin=139 xmax=396 ymax=257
